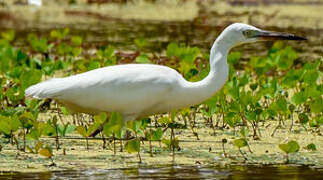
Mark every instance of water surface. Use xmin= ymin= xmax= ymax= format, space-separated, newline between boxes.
xmin=1 ymin=165 xmax=323 ymax=180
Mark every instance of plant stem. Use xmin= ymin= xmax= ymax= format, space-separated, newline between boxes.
xmin=113 ymin=133 xmax=116 ymax=155
xmin=149 ymin=121 xmax=153 ymax=157
xmin=302 ymin=124 xmax=308 ymax=132
xmin=23 ymin=127 xmax=26 ymax=152
xmin=222 ymin=143 xmax=227 ymax=157
xmin=182 ymin=115 xmax=187 ymax=127
xmin=101 ymin=132 xmax=106 ymax=149
xmin=247 ymin=144 xmax=253 ymax=153
xmin=86 ymin=137 xmax=89 ymax=150
xmin=135 ymin=133 xmax=142 ymax=163
xmin=120 ymin=139 xmax=123 ymax=152
xmin=171 ymin=126 xmax=175 ymax=163
xmin=289 ymin=116 xmax=294 ymax=132
xmin=55 ymin=125 xmax=60 ymax=150
xmin=271 ymin=125 xmax=280 ymax=137
xmin=286 ymin=154 xmax=289 ymax=164
xmin=210 ymin=117 xmax=216 ymax=136
xmin=239 ymin=148 xmax=248 ymax=161
xmin=10 ymin=130 xmax=13 ymax=145
xmin=14 ymin=137 xmax=19 ymax=151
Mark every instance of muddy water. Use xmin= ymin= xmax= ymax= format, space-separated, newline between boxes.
xmin=1 ymin=165 xmax=322 ymax=179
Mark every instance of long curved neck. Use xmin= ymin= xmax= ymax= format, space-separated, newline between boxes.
xmin=180 ymin=38 xmax=231 ymax=105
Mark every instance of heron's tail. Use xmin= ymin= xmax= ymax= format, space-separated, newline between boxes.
xmin=25 ymin=78 xmax=65 ymax=99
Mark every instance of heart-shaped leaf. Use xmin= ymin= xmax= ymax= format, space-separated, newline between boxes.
xmin=279 ymin=140 xmax=300 ymax=154
xmin=233 ymin=138 xmax=248 ymax=149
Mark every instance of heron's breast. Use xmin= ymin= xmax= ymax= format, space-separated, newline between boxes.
xmin=55 ymin=99 xmax=102 ymax=115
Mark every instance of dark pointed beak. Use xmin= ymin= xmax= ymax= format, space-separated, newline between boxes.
xmin=256 ymin=31 xmax=307 ymax=41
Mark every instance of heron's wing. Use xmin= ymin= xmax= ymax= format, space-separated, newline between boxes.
xmin=26 ymin=64 xmax=181 ymax=114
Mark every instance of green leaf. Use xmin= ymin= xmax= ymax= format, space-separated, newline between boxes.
xmin=1 ymin=30 xmax=15 ymax=42
xmin=303 ymin=70 xmax=319 ymax=84
xmin=161 ymin=139 xmax=171 ymax=148
xmin=109 ymin=112 xmax=123 ymax=132
xmin=282 ymin=69 xmax=303 ymax=88
xmin=65 ymin=124 xmax=76 ymax=134
xmin=134 ymin=37 xmax=148 ymax=49
xmin=239 ymin=127 xmax=248 ymax=138
xmin=0 ymin=116 xmax=11 ymax=135
xmin=170 ymin=111 xmax=177 ymax=122
xmin=103 ymin=123 xmax=112 ymax=137
xmin=59 ymin=106 xmax=70 ymax=116
xmin=126 ymin=120 xmax=142 ymax=133
xmin=249 ymin=83 xmax=258 ymax=91
xmin=39 ymin=146 xmax=53 ymax=158
xmin=93 ymin=112 xmax=107 ymax=124
xmin=276 ymin=46 xmax=298 ymax=70
xmin=245 ymin=111 xmax=257 ymax=122
xmin=298 ymin=113 xmax=309 ymax=124
xmin=97 ymin=46 xmax=115 ymax=59
xmin=316 ymin=116 xmax=323 ymax=126
xmin=35 ymin=141 xmax=43 ymax=153
xmin=26 ymin=128 xmax=42 ymax=140
xmin=305 ymin=143 xmax=317 ymax=151
xmin=309 ymin=119 xmax=318 ymax=127
xmin=288 ymin=104 xmax=296 ymax=112
xmin=76 ymin=126 xmax=88 ymax=137
xmin=103 ymin=112 xmax=123 ymax=136
xmin=20 ymin=69 xmax=42 ymax=91
xmin=279 ymin=140 xmax=300 ymax=154
xmin=88 ymin=122 xmax=101 ymax=136
xmin=42 ymin=123 xmax=56 ymax=136
xmin=292 ymin=91 xmax=307 ymax=105
xmin=161 ymin=138 xmax=179 ymax=149
xmin=233 ymin=138 xmax=248 ymax=149
xmin=228 ymin=52 xmax=240 ymax=65
xmin=171 ymin=137 xmax=179 ymax=148
xmin=135 ymin=54 xmax=151 ymax=64
xmin=276 ymin=97 xmax=288 ymax=112
xmin=224 ymin=112 xmax=239 ymax=128
xmin=86 ymin=60 xmax=100 ymax=71
xmin=151 ymin=128 xmax=163 ymax=140
xmin=52 ymin=115 xmax=58 ymax=126
xmin=27 ymin=146 xmax=34 ymax=153
xmin=19 ymin=112 xmax=34 ymax=125
xmin=166 ymin=43 xmax=179 ymax=58
xmin=158 ymin=117 xmax=172 ymax=124
xmin=309 ymin=98 xmax=323 ymax=113
xmin=228 ymin=77 xmax=240 ymax=100
xmin=10 ymin=116 xmax=21 ymax=132
xmin=125 ymin=139 xmax=140 ymax=153
xmin=58 ymin=123 xmax=76 ymax=137
xmin=72 ymin=47 xmax=82 ymax=57
xmin=71 ymin=36 xmax=83 ymax=46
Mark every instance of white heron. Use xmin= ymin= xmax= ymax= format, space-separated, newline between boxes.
xmin=25 ymin=23 xmax=305 ymax=125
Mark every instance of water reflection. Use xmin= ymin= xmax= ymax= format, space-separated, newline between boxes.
xmin=1 ymin=165 xmax=322 ymax=180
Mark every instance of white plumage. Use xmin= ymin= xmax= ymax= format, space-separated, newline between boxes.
xmin=25 ymin=23 xmax=305 ymax=122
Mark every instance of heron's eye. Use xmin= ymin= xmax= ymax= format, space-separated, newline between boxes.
xmin=243 ymin=30 xmax=252 ymax=37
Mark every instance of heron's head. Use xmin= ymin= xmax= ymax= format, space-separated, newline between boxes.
xmin=220 ymin=23 xmax=306 ymax=48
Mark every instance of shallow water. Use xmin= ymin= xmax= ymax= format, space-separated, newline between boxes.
xmin=1 ymin=165 xmax=323 ymax=180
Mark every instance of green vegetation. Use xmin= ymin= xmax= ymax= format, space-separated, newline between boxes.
xmin=0 ymin=29 xmax=322 ymax=172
